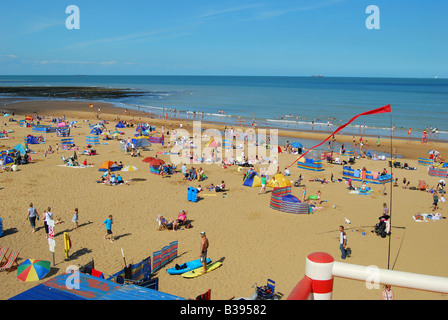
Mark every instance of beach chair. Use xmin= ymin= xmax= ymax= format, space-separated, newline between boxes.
xmin=156 ymin=216 xmax=173 ymax=231
xmin=254 ymin=279 xmax=276 ymax=300
xmin=0 ymin=251 xmax=19 ymax=273
xmin=0 ymin=247 xmax=9 ymax=266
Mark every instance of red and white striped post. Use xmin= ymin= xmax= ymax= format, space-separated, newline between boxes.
xmin=305 ymin=252 xmax=334 ymax=300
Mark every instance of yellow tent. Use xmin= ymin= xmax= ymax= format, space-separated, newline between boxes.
xmin=267 ymin=173 xmax=292 ymax=188
xmin=243 ymin=171 xmax=263 ymax=187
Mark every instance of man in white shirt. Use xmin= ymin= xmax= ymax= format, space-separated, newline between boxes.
xmin=339 ymin=225 xmax=349 ymax=259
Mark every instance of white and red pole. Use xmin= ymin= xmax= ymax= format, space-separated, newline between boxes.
xmin=287 ymin=252 xmax=334 ymax=300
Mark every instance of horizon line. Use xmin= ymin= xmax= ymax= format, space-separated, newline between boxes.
xmin=0 ymin=74 xmax=446 ymax=80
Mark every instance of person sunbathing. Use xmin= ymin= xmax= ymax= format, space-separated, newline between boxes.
xmin=215 ymin=180 xmax=226 ymax=192
xmin=173 ymin=210 xmax=188 ymax=231
xmin=360 ymin=181 xmax=368 ymax=192
xmin=158 ymin=215 xmax=174 ymax=229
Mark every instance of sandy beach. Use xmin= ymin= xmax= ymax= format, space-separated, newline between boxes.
xmin=1 ymin=99 xmax=447 ymax=300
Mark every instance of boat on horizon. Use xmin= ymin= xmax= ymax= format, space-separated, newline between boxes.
xmin=311 ymin=74 xmax=323 ymax=78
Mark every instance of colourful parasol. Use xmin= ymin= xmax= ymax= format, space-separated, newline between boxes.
xmin=142 ymin=157 xmax=165 ymax=166
xmin=121 ymin=165 xmax=138 ymax=172
xmin=17 ymin=259 xmax=51 ymax=282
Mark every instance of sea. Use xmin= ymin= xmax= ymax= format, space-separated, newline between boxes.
xmin=1 ymin=75 xmax=447 ymax=142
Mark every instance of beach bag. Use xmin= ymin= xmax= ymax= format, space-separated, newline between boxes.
xmin=184 ymin=222 xmax=192 ymax=229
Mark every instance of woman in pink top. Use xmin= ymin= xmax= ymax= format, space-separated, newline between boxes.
xmin=173 ymin=210 xmax=187 ymax=231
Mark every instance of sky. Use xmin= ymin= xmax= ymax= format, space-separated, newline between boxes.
xmin=0 ymin=0 xmax=446 ymax=77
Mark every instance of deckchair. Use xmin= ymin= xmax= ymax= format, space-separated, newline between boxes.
xmin=0 ymin=247 xmax=9 ymax=266
xmin=156 ymin=216 xmax=173 ymax=231
xmin=0 ymin=251 xmax=20 ymax=273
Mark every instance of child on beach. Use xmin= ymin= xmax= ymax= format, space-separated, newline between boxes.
xmin=72 ymin=208 xmax=79 ymax=229
xmin=259 ymin=175 xmax=267 ymax=195
xmin=99 ymin=215 xmax=114 ymax=242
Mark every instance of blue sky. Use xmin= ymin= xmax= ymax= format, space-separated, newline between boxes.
xmin=0 ymin=0 xmax=446 ymax=77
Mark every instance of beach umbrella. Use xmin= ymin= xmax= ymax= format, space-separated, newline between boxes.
xmin=142 ymin=157 xmax=164 ymax=166
xmin=122 ymin=165 xmax=138 ymax=172
xmin=17 ymin=259 xmax=51 ymax=282
xmin=291 ymin=142 xmax=303 ymax=149
xmin=428 ymin=150 xmax=439 ymax=155
xmin=142 ymin=157 xmax=154 ymax=163
xmin=98 ymin=160 xmax=121 ymax=172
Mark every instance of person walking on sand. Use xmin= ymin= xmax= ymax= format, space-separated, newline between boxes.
xmin=72 ymin=208 xmax=79 ymax=229
xmin=26 ymin=203 xmax=39 ymax=233
xmin=43 ymin=207 xmax=53 ymax=239
xmin=99 ymin=215 xmax=114 ymax=242
xmin=199 ymin=231 xmax=209 ymax=274
xmin=339 ymin=225 xmax=349 ymax=259
xmin=432 ymin=192 xmax=440 ymax=211
xmin=259 ymin=174 xmax=267 ymax=195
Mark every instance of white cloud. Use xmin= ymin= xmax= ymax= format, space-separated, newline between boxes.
xmin=33 ymin=59 xmax=118 ymax=66
xmin=0 ymin=54 xmax=18 ymax=60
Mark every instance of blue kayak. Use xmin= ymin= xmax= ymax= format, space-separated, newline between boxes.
xmin=167 ymin=258 xmax=211 ymax=275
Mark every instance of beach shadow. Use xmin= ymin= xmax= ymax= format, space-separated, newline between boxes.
xmin=1 ymin=227 xmax=18 ymax=236
xmin=114 ymin=233 xmax=131 ymax=241
xmin=216 ymin=256 xmax=226 ymax=263
xmin=76 ymin=221 xmax=93 ymax=229
xmin=131 ymin=178 xmax=147 ymax=182
xmin=65 ymin=247 xmax=93 ymax=261
xmin=45 ymin=267 xmax=60 ymax=278
xmin=55 ymin=221 xmax=93 ymax=236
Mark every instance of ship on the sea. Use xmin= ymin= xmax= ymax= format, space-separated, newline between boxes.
xmin=311 ymin=74 xmax=323 ymax=78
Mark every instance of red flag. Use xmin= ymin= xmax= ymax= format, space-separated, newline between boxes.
xmin=287 ymin=104 xmax=391 ymax=168
xmin=407 ymin=128 xmax=411 ymax=135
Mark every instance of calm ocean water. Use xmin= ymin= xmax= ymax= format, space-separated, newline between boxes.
xmin=1 ymin=75 xmax=447 ymax=141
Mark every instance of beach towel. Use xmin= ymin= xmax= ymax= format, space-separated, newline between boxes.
xmin=58 ymin=164 xmax=93 ymax=169
xmin=412 ymin=213 xmax=445 ymax=222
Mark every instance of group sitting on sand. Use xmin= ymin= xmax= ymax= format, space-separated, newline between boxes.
xmin=182 ymin=164 xmax=208 ymax=181
xmin=206 ymin=180 xmax=226 ymax=192
xmin=100 ymin=170 xmax=128 ymax=185
xmin=157 ymin=210 xmax=188 ymax=231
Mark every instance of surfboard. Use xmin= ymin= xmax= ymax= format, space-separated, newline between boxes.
xmin=166 ymin=258 xmax=211 ymax=275
xmin=182 ymin=261 xmax=222 ymax=278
